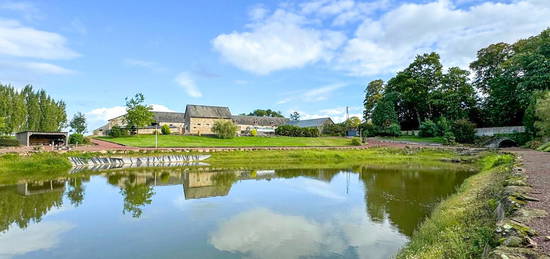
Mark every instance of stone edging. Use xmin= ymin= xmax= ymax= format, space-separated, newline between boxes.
xmin=489 ymin=156 xmax=549 ymax=258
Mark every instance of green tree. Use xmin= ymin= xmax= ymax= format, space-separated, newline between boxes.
xmin=363 ymin=79 xmax=384 ymax=121
xmin=120 ymin=178 xmax=155 ymax=218
xmin=290 ymin=111 xmax=300 ymax=121
xmin=534 ymin=91 xmax=550 ymax=138
xmin=246 ymin=109 xmax=284 ymax=117
xmin=434 ymin=67 xmax=478 ymax=121
xmin=124 ymin=93 xmax=154 ymax=133
xmin=372 ymin=93 xmax=398 ymax=129
xmin=70 ymin=112 xmax=87 ymax=134
xmin=212 ymin=120 xmax=237 ymax=139
xmin=161 ymin=124 xmax=171 ymax=135
xmin=344 ymin=116 xmax=362 ymax=129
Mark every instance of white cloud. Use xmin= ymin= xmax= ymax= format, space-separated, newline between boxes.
xmin=86 ymin=106 xmax=126 ymax=127
xmin=277 ymin=83 xmax=347 ymax=104
xmin=0 ymin=61 xmax=74 ymax=75
xmin=0 ymin=221 xmax=74 ymax=258
xmin=214 ymin=0 xmax=550 ymax=77
xmin=212 ymin=9 xmax=346 ymax=75
xmin=209 ymin=208 xmax=407 ymax=259
xmin=338 ymin=0 xmax=550 ymax=75
xmin=175 ymin=72 xmax=202 ymax=98
xmin=0 ymin=19 xmax=79 ymax=59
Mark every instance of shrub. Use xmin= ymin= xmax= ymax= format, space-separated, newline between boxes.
xmin=419 ymin=120 xmax=438 ymax=137
xmin=275 ymin=125 xmax=319 ymax=137
xmin=525 ymin=140 xmax=542 ymax=149
xmin=109 ymin=126 xmax=128 ymax=138
xmin=0 ymin=137 xmax=19 ymax=147
xmin=442 ymin=132 xmax=456 ymax=145
xmin=212 ymin=120 xmax=237 ymax=139
xmin=535 ymin=141 xmax=550 ymax=152
xmin=351 ymin=138 xmax=362 ymax=146
xmin=451 ymin=119 xmax=476 ymax=143
xmin=362 ymin=122 xmax=377 ymax=137
xmin=322 ymin=123 xmax=346 ymax=136
xmin=435 ymin=117 xmax=451 ymax=136
xmin=69 ymin=133 xmax=90 ymax=144
xmin=376 ymin=123 xmax=401 ymax=137
xmin=250 ymin=128 xmax=257 ymax=137
xmin=161 ymin=124 xmax=171 ymax=135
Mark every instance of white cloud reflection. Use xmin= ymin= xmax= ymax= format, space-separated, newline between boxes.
xmin=0 ymin=221 xmax=74 ymax=258
xmin=209 ymin=207 xmax=407 ymax=259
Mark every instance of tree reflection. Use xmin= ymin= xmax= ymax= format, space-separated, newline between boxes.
xmin=0 ymin=182 xmax=64 ymax=232
xmin=119 ymin=174 xmax=155 ymax=218
xmin=66 ymin=178 xmax=88 ymax=207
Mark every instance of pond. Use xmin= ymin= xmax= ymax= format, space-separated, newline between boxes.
xmin=0 ymin=165 xmax=474 ymax=259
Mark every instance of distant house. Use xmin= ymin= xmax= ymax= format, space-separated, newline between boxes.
xmin=93 ymin=111 xmax=185 ymax=136
xmin=184 ymin=104 xmax=232 ymax=135
xmin=231 ymin=115 xmax=289 ymax=135
xmin=287 ymin=117 xmax=335 ymax=133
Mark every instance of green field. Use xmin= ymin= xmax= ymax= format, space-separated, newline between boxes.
xmin=379 ymin=135 xmax=444 ymax=144
xmin=97 ymin=135 xmax=355 ymax=147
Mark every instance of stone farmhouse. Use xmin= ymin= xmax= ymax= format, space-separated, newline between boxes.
xmin=93 ymin=104 xmax=328 ymax=136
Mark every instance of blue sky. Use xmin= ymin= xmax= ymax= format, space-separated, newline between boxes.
xmin=0 ymin=0 xmax=549 ymax=131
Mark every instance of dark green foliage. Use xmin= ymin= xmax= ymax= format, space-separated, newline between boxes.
xmin=69 ymin=133 xmax=89 ymax=144
xmin=361 ymin=122 xmax=377 ymax=137
xmin=372 ymin=93 xmax=398 ymax=128
xmin=363 ymin=79 xmax=384 ymax=121
xmin=246 ymin=109 xmax=284 ymax=117
xmin=322 ymin=123 xmax=346 ymax=136
xmin=419 ymin=120 xmax=438 ymax=137
xmin=442 ymin=132 xmax=456 ymax=145
xmin=275 ymin=125 xmax=320 ymax=137
xmin=109 ymin=126 xmax=128 ymax=138
xmin=69 ymin=112 xmax=87 ymax=134
xmin=451 ymin=119 xmax=476 ymax=143
xmin=0 ymin=137 xmax=19 ymax=147
xmin=435 ymin=117 xmax=451 ymax=137
xmin=0 ymin=84 xmax=66 ymax=134
xmin=376 ymin=123 xmax=401 ymax=137
xmin=161 ymin=124 xmax=171 ymax=135
xmin=212 ymin=120 xmax=237 ymax=139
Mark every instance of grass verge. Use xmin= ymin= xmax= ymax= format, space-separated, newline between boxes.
xmin=97 ymin=135 xmax=353 ymax=147
xmin=379 ymin=135 xmax=444 ymax=144
xmin=397 ymin=152 xmax=514 ymax=258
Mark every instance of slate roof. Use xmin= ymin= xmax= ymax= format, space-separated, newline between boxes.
xmin=231 ymin=115 xmax=289 ymax=126
xmin=152 ymin=111 xmax=185 ymax=123
xmin=185 ymin=105 xmax=232 ymax=119
xmin=286 ymin=117 xmax=334 ymax=128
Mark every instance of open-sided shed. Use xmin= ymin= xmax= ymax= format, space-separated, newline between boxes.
xmin=16 ymin=131 xmax=68 ymax=146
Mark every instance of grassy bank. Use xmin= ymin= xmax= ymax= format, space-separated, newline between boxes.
xmin=97 ymin=135 xmax=353 ymax=147
xmin=397 ymin=153 xmax=514 ymax=258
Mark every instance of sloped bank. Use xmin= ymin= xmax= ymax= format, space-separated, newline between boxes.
xmin=397 ymin=153 xmax=549 ymax=259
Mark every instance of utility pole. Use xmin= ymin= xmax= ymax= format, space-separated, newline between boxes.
xmin=153 ymin=122 xmax=159 ymax=149
xmin=346 ymin=106 xmax=349 ymax=121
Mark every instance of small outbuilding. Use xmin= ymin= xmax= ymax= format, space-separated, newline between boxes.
xmin=16 ymin=131 xmax=68 ymax=146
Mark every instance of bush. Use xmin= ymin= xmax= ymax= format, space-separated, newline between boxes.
xmin=351 ymin=138 xmax=362 ymax=146
xmin=212 ymin=120 xmax=237 ymax=139
xmin=362 ymin=122 xmax=377 ymax=137
xmin=451 ymin=119 xmax=476 ymax=143
xmin=525 ymin=140 xmax=542 ymax=149
xmin=377 ymin=123 xmax=401 ymax=137
xmin=275 ymin=125 xmax=320 ymax=137
xmin=161 ymin=124 xmax=171 ymax=135
xmin=442 ymin=132 xmax=456 ymax=145
xmin=322 ymin=123 xmax=346 ymax=136
xmin=536 ymin=141 xmax=550 ymax=152
xmin=250 ymin=128 xmax=257 ymax=137
xmin=109 ymin=126 xmax=128 ymax=138
xmin=0 ymin=137 xmax=19 ymax=147
xmin=435 ymin=117 xmax=451 ymax=136
xmin=419 ymin=120 xmax=438 ymax=137
xmin=69 ymin=133 xmax=90 ymax=144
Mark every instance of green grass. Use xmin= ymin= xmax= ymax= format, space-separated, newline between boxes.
xmin=379 ymin=135 xmax=444 ymax=144
xmin=397 ymin=153 xmax=514 ymax=258
xmin=98 ymin=135 xmax=353 ymax=147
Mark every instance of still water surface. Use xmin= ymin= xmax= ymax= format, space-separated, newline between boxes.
xmin=0 ymin=165 xmax=473 ymax=259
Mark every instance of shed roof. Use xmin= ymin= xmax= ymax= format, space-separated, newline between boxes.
xmin=152 ymin=111 xmax=185 ymax=123
xmin=286 ymin=118 xmax=334 ymax=128
xmin=231 ymin=115 xmax=289 ymax=126
xmin=185 ymin=105 xmax=232 ymax=119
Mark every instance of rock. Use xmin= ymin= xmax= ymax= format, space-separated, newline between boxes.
xmin=525 ymin=237 xmax=537 ymax=248
xmin=545 ymin=236 xmax=550 ymax=242
xmin=502 ymin=236 xmax=524 ymax=247
xmin=513 ymin=208 xmax=548 ymax=223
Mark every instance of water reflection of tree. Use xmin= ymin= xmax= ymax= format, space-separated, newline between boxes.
xmin=0 ymin=184 xmax=64 ymax=233
xmin=119 ymin=174 xmax=155 ymax=218
xmin=66 ymin=178 xmax=88 ymax=207
xmin=359 ymin=167 xmax=469 ymax=236
xmin=275 ymin=168 xmax=341 ymax=182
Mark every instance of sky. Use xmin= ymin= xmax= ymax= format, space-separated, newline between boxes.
xmin=0 ymin=0 xmax=549 ymax=131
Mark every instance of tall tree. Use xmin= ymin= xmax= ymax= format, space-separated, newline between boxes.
xmin=372 ymin=93 xmax=398 ymax=129
xmin=433 ymin=67 xmax=478 ymax=121
xmin=247 ymin=109 xmax=284 ymax=117
xmin=124 ymin=93 xmax=154 ymax=132
xmin=363 ymin=79 xmax=384 ymax=121
xmin=70 ymin=112 xmax=87 ymax=134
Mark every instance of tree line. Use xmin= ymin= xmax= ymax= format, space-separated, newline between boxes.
xmin=0 ymin=84 xmax=67 ymax=135
xmin=364 ymin=28 xmax=550 ymax=139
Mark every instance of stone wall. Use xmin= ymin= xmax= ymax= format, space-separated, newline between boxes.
xmin=187 ymin=117 xmax=231 ymax=135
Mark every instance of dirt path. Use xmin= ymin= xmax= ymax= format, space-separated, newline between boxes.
xmin=508 ymin=148 xmax=550 ymax=255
